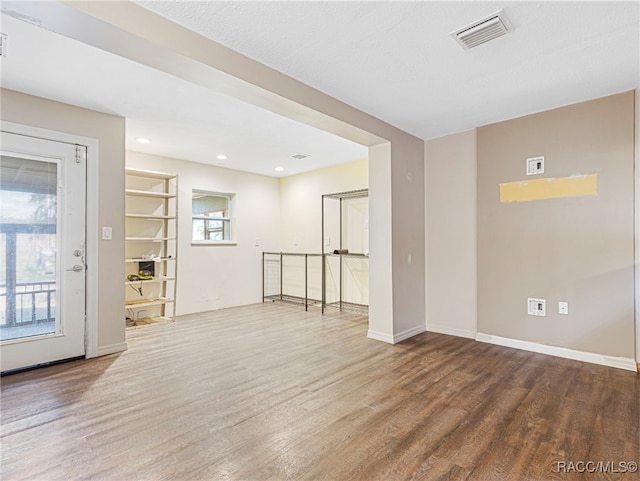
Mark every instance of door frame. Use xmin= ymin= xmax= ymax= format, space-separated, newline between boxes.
xmin=1 ymin=121 xmax=100 ymax=359
xmin=635 ymin=89 xmax=639 ymax=372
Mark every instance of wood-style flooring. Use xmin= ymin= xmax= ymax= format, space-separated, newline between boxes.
xmin=1 ymin=303 xmax=639 ymax=481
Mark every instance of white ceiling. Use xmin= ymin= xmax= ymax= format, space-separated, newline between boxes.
xmin=0 ymin=11 xmax=367 ymax=178
xmin=135 ymin=0 xmax=639 ymax=140
xmin=2 ymin=1 xmax=639 ymax=178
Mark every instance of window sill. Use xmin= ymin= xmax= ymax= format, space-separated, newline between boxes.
xmin=191 ymin=240 xmax=237 ymax=246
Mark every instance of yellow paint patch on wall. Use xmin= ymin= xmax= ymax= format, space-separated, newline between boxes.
xmin=500 ymin=174 xmax=597 ymax=203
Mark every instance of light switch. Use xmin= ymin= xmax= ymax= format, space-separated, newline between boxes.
xmin=102 ymin=226 xmax=113 ymax=240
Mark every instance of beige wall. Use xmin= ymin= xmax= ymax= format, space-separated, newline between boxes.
xmin=126 ymin=151 xmax=281 ymax=315
xmin=477 ymin=91 xmax=635 ymax=358
xmin=389 ymin=138 xmax=426 ymax=337
xmin=1 ymin=88 xmax=126 ymax=354
xmin=425 ymin=130 xmax=477 ymax=338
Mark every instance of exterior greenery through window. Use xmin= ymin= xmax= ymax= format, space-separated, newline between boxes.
xmin=192 ymin=190 xmax=234 ymax=243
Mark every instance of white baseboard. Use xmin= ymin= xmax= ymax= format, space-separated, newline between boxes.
xmin=94 ymin=342 xmax=128 ymax=358
xmin=368 ymin=325 xmax=426 ymax=344
xmin=476 ymin=332 xmax=637 ymax=372
xmin=427 ymin=324 xmax=476 ymax=339
xmin=393 ymin=325 xmax=426 ymax=343
xmin=367 ymin=330 xmax=394 ymax=344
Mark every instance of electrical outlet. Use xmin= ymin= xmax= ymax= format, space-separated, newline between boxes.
xmin=325 ymin=237 xmax=331 ymax=247
xmin=558 ymin=301 xmax=569 ymax=315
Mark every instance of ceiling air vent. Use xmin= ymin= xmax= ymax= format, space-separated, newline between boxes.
xmin=451 ymin=10 xmax=513 ymax=50
xmin=290 ymin=153 xmax=311 ymax=160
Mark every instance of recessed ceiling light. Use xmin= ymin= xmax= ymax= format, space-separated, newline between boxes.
xmin=275 ymin=166 xmax=284 ymax=172
xmin=136 ymin=138 xmax=151 ymax=144
xmin=216 ymin=154 xmax=227 ymax=160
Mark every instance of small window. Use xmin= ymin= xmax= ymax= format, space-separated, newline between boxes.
xmin=192 ymin=190 xmax=235 ymax=244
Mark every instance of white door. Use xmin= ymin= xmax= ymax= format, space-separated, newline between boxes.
xmin=0 ymin=131 xmax=86 ymax=373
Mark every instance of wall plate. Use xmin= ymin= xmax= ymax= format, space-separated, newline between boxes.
xmin=526 ymin=156 xmax=545 ymax=175
xmin=558 ymin=301 xmax=569 ymax=315
xmin=528 ymin=298 xmax=546 ymax=316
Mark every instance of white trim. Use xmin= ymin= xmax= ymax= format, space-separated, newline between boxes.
xmin=191 ymin=241 xmax=237 ymax=246
xmin=368 ymin=325 xmax=426 ymax=344
xmin=427 ymin=324 xmax=476 ymax=339
xmin=634 ymin=88 xmax=640 ymax=367
xmin=367 ymin=329 xmax=394 ymax=344
xmin=84 ymin=136 xmax=101 ymax=358
xmin=96 ymin=342 xmax=128 ymax=357
xmin=476 ymin=332 xmax=637 ymax=372
xmin=393 ymin=325 xmax=426 ymax=343
xmin=0 ymin=121 xmax=104 ymax=359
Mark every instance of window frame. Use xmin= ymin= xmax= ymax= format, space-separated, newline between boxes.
xmin=191 ymin=190 xmax=236 ymax=245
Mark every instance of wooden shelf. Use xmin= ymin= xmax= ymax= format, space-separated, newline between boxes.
xmin=125 ymin=237 xmax=176 ymax=242
xmin=126 ymin=213 xmax=176 ymax=220
xmin=126 ymin=316 xmax=174 ymax=329
xmin=125 ymin=297 xmax=175 ymax=309
xmin=125 ymin=276 xmax=176 ymax=285
xmin=125 ymin=168 xmax=176 ymax=180
xmin=125 ymin=189 xmax=176 ymax=199
xmin=125 ymin=257 xmax=176 ymax=263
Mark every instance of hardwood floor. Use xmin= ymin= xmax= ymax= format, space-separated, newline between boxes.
xmin=1 ymin=303 xmax=638 ymax=481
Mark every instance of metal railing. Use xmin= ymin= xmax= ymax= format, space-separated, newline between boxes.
xmin=0 ymin=281 xmax=56 ymax=327
xmin=262 ymin=251 xmax=369 ymax=315
xmin=262 ymin=252 xmax=323 ymax=311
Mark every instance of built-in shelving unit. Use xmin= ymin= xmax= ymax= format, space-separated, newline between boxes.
xmin=125 ymin=168 xmax=178 ymax=328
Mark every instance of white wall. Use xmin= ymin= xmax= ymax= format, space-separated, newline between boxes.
xmin=368 ymin=143 xmax=395 ymax=342
xmin=126 ymin=151 xmax=280 ymax=315
xmin=278 ymin=159 xmax=368 ymax=304
xmin=279 ymin=158 xmax=368 ymax=253
xmin=425 ymin=130 xmax=477 ymax=339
